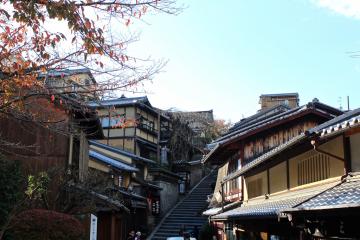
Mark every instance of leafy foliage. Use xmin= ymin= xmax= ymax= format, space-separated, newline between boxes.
xmin=0 ymin=155 xmax=23 ymax=230
xmin=206 ymin=119 xmax=232 ymax=141
xmin=0 ymin=0 xmax=181 ymax=133
xmin=10 ymin=209 xmax=84 ymax=240
xmin=25 ymin=172 xmax=50 ymax=209
xmin=169 ymin=117 xmax=195 ymax=161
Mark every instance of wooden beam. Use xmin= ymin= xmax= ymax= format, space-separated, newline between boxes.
xmin=286 ymin=159 xmax=290 ymax=190
xmin=343 ymin=136 xmax=352 ymax=174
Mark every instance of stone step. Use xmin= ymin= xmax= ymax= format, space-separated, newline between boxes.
xmin=148 ymin=170 xmax=218 ymax=240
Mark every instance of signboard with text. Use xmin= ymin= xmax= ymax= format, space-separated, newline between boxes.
xmin=90 ymin=214 xmax=97 ymax=240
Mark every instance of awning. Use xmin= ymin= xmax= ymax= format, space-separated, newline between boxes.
xmin=285 ymin=173 xmax=360 ymax=213
xmin=89 ymin=140 xmax=156 ymax=164
xmin=203 ymin=207 xmax=222 ymax=216
xmin=89 ymin=150 xmax=139 ymax=172
xmin=90 ymin=191 xmax=130 ymax=213
xmin=211 ymin=180 xmax=339 ymax=221
xmin=136 ymin=137 xmax=158 ymax=151
xmin=203 ymin=201 xmax=241 ymax=216
xmin=117 ymin=188 xmax=147 ymax=201
xmin=133 ymin=177 xmax=162 ymax=190
xmin=66 ymin=184 xmax=129 ymax=213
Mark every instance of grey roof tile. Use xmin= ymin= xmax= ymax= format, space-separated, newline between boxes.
xmin=212 ymin=181 xmax=338 ymax=220
xmin=307 ymin=108 xmax=360 ymax=137
xmin=87 ymin=96 xmax=148 ymax=107
xmin=212 ymin=196 xmax=309 ymax=220
xmin=295 ymin=175 xmax=360 ymax=210
xmin=89 ymin=150 xmax=139 ymax=172
xmin=89 ymin=140 xmax=156 ymax=164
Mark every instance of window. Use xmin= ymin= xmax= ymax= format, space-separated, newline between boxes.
xmin=118 ymin=175 xmax=123 ymax=187
xmin=298 ymin=153 xmax=330 ymax=185
xmin=139 ymin=116 xmax=155 ymax=132
xmin=247 ymin=178 xmax=263 ymax=198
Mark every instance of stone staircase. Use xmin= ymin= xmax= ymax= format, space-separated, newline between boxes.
xmin=148 ymin=170 xmax=217 ymax=240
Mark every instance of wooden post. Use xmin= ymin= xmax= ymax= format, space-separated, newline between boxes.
xmin=79 ymin=131 xmax=89 ymax=182
xmin=111 ymin=214 xmax=116 ymax=240
xmin=107 ymin=107 xmax=111 ymax=145
xmin=221 ymin=182 xmax=225 ymax=212
xmin=343 ymin=135 xmax=352 ymax=174
xmin=267 ymin=169 xmax=270 ymax=194
xmin=286 ymin=159 xmax=290 ymax=189
xmin=157 ymin=110 xmax=161 ymax=164
xmin=68 ymin=134 xmax=73 ymax=166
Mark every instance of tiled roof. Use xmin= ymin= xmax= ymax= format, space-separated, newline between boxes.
xmin=89 ymin=150 xmax=139 ymax=172
xmin=87 ymin=96 xmax=149 ymax=108
xmin=117 ymin=188 xmax=147 ymax=200
xmin=212 ymin=181 xmax=338 ymax=220
xmin=214 ymin=104 xmax=304 ymax=144
xmin=90 ymin=190 xmax=129 ymax=212
xmin=135 ymin=137 xmax=158 ymax=151
xmin=260 ymin=93 xmax=299 ymax=98
xmin=39 ymin=68 xmax=96 ymax=83
xmin=308 ymin=107 xmax=360 ymax=138
xmin=292 ymin=174 xmax=360 ymax=211
xmin=133 ymin=177 xmax=162 ymax=190
xmin=148 ymin=166 xmax=182 ymax=179
xmin=203 ymin=201 xmax=241 ymax=216
xmin=212 ymin=197 xmax=308 ymax=220
xmin=173 ymin=159 xmax=191 ymax=166
xmin=188 ymin=159 xmax=202 ymax=166
xmin=89 ymin=140 xmax=156 ymax=164
xmin=205 ymin=101 xmax=342 ymax=155
xmin=228 ymin=104 xmax=291 ymax=133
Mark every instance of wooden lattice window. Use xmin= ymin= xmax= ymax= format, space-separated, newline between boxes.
xmin=298 ymin=153 xmax=330 ymax=185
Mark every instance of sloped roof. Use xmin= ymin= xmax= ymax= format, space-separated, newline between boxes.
xmin=89 ymin=150 xmax=139 ymax=172
xmin=228 ymin=104 xmax=291 ymax=134
xmin=289 ymin=173 xmax=360 ymax=211
xmin=89 ymin=140 xmax=156 ymax=164
xmin=203 ymin=101 xmax=342 ymax=163
xmin=87 ymin=96 xmax=150 ymax=108
xmin=260 ymin=93 xmax=299 ymax=98
xmin=213 ymin=101 xmax=341 ymax=146
xmin=219 ymin=108 xmax=360 ymax=182
xmin=39 ymin=68 xmax=96 ymax=83
xmin=211 ymin=181 xmax=338 ymax=220
xmin=308 ymin=107 xmax=360 ymax=138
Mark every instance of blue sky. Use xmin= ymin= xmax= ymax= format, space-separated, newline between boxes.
xmin=127 ymin=0 xmax=360 ymax=122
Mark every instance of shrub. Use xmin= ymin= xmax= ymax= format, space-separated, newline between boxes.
xmin=10 ymin=209 xmax=84 ymax=240
xmin=0 ymin=156 xmax=23 ymax=228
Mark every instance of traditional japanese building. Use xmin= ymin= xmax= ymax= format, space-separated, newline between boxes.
xmin=88 ymin=95 xmax=182 ymax=235
xmin=202 ymin=95 xmax=356 ymax=239
xmin=39 ymin=68 xmax=98 ymax=101
xmin=87 ymin=140 xmax=161 ymax=240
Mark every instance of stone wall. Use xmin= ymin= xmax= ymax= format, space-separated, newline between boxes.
xmin=156 ymin=180 xmax=179 ymax=216
xmin=190 ymin=165 xmax=204 ymax=188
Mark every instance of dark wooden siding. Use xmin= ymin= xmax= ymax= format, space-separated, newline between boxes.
xmin=0 ymin=115 xmax=69 ymax=174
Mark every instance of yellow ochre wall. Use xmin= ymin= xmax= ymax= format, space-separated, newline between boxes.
xmin=244 ymin=136 xmax=344 ymax=200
